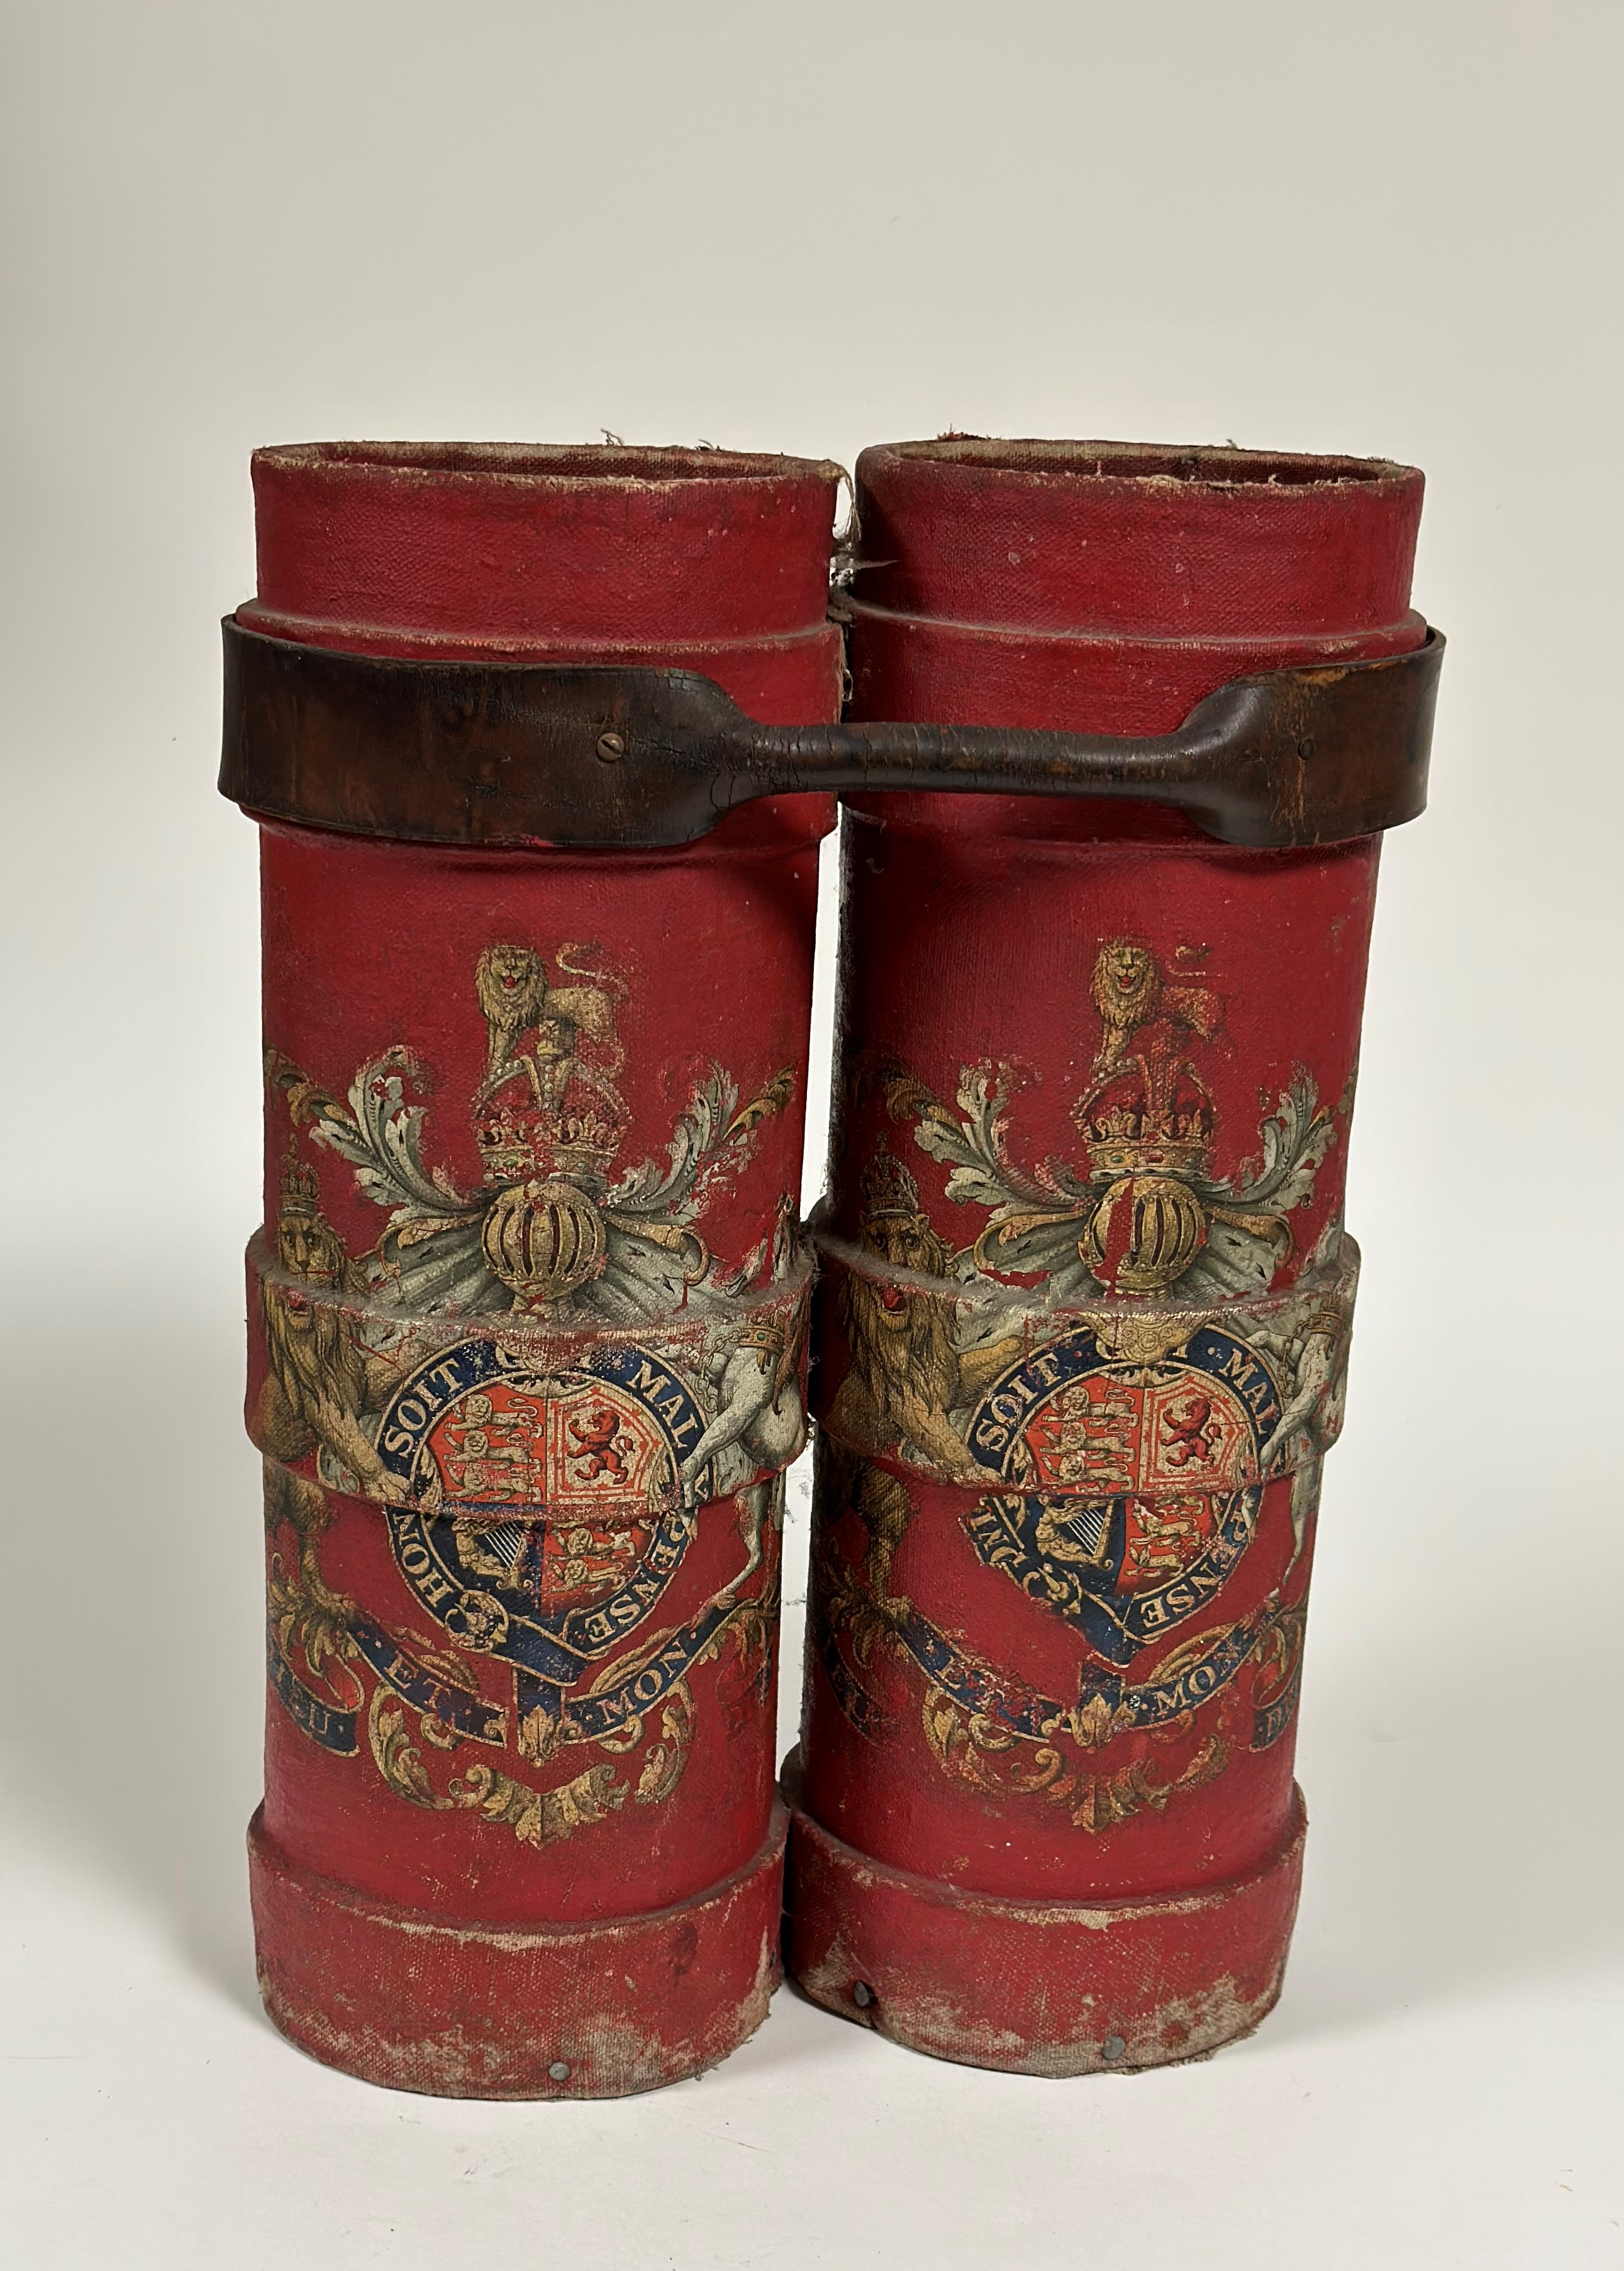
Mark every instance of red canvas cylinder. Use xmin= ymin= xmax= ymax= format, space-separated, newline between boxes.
xmin=785 ymin=438 xmax=1426 ymax=2074
xmin=233 ymin=441 xmax=842 ymax=2096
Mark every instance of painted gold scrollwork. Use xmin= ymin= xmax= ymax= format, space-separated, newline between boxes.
xmin=367 ymin=1687 xmax=444 ymax=1810
xmin=450 ymin=1759 xmax=626 ymax=1849
xmin=366 ymin=1684 xmax=631 ymax=1850
xmin=921 ymin=1683 xmax=1230 ymax=1835
xmin=633 ymin=1684 xmax=696 ymax=1808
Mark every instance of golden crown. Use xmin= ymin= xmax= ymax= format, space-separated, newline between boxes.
xmin=474 ymin=1102 xmax=625 ymax=1187
xmin=1075 ymin=1072 xmax=1215 ymax=1182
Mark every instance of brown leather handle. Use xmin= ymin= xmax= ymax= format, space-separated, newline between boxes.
xmin=220 ymin=617 xmax=1442 ymax=851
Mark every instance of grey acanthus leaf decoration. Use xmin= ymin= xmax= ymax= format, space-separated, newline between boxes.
xmin=592 ymin=1233 xmax=696 ymax=1323
xmin=935 ymin=1153 xmax=1022 ymax=1213
xmin=1205 ymin=1071 xmax=1335 ymax=1214
xmin=1301 ymin=1213 xmax=1346 ymax=1275
xmin=689 ymin=1115 xmax=765 ymax=1217
xmin=353 ymin=1055 xmax=469 ymax=1213
xmin=911 ymin=1062 xmax=1057 ymax=1215
xmin=603 ymin=1065 xmax=740 ymax=1222
xmin=959 ymin=1064 xmax=1054 ymax=1201
xmin=989 ymin=1213 xmax=1100 ymax=1294
xmin=1173 ymin=1219 xmax=1284 ymax=1304
xmin=309 ymin=1050 xmax=478 ymax=1231
xmin=383 ymin=1221 xmax=504 ymax=1317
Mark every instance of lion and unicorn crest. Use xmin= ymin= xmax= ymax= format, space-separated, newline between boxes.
xmin=833 ymin=931 xmax=1354 ymax=1523
xmin=255 ymin=926 xmax=1352 ymax=1848
xmin=815 ymin=935 xmax=1357 ymax=1833
xmin=254 ymin=938 xmax=808 ymax=1850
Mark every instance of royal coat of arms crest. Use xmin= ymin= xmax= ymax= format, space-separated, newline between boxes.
xmin=809 ymin=936 xmax=1354 ymax=1832
xmin=254 ymin=938 xmax=808 ymax=1848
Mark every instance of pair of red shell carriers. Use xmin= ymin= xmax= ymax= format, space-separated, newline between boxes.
xmin=226 ymin=438 xmax=1439 ymax=2096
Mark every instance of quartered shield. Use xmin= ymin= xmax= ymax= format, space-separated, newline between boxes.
xmin=964 ymin=1324 xmax=1284 ymax=1667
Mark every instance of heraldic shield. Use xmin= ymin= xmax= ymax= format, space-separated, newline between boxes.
xmin=964 ymin=1323 xmax=1277 ymax=1664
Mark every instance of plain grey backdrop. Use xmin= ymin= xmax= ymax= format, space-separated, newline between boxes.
xmin=3 ymin=3 xmax=1620 ymax=2265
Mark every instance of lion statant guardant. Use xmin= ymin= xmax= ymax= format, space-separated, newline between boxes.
xmin=475 ymin=941 xmax=626 ymax=1114
xmin=1089 ymin=938 xmax=1221 ymax=1076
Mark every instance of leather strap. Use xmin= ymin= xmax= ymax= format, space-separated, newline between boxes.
xmin=220 ymin=616 xmax=1443 ymax=853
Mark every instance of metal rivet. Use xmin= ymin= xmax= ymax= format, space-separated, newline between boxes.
xmin=1101 ymin=2034 xmax=1126 ymax=2063
xmin=1297 ymin=736 xmax=1316 ymax=761
xmin=596 ymin=731 xmax=627 ymax=763
xmin=548 ymin=2060 xmax=571 ymax=2081
xmin=852 ymin=1982 xmax=875 ymax=2009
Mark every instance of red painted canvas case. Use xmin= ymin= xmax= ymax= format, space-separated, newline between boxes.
xmin=784 ymin=439 xmax=1428 ymax=2074
xmin=232 ymin=442 xmax=841 ymax=2097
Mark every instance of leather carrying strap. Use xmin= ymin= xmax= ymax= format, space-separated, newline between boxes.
xmin=220 ymin=616 xmax=1443 ymax=852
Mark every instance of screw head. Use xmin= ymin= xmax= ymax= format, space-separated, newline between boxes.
xmin=852 ymin=1981 xmax=875 ymax=2009
xmin=596 ymin=731 xmax=627 ymax=763
xmin=1101 ymin=2033 xmax=1126 ymax=2063
xmin=1297 ymin=735 xmax=1316 ymax=762
xmin=547 ymin=2059 xmax=571 ymax=2082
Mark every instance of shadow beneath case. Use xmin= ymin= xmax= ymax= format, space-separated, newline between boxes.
xmin=0 ymin=1270 xmax=267 ymax=2019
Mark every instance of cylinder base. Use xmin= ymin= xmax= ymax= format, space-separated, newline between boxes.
xmin=781 ymin=1760 xmax=1305 ymax=2077
xmin=248 ymin=1801 xmax=787 ymax=2099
